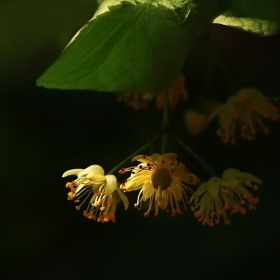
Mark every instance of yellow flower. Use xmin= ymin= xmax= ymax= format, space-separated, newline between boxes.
xmin=191 ymin=168 xmax=261 ymax=226
xmin=209 ymin=88 xmax=280 ymax=144
xmin=116 ymin=73 xmax=188 ymax=111
xmin=119 ymin=153 xmax=200 ymax=217
xmin=63 ymin=165 xmax=128 ymax=222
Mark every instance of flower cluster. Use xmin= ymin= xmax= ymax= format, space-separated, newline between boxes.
xmin=63 ymin=165 xmax=128 ymax=222
xmin=119 ymin=153 xmax=200 ymax=217
xmin=62 ymin=156 xmax=261 ymax=226
xmin=116 ymin=73 xmax=188 ymax=111
xmin=190 ymin=168 xmax=261 ymax=226
xmin=209 ymin=88 xmax=280 ymax=144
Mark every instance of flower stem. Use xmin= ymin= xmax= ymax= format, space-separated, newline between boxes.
xmin=174 ymin=134 xmax=218 ymax=177
xmin=107 ymin=136 xmax=157 ymax=175
xmin=161 ymin=89 xmax=169 ymax=154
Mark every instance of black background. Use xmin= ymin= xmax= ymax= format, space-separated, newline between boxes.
xmin=1 ymin=1 xmax=280 ymax=279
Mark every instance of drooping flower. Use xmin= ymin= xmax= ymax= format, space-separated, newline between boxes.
xmin=116 ymin=73 xmax=188 ymax=111
xmin=191 ymin=168 xmax=261 ymax=226
xmin=119 ymin=153 xmax=200 ymax=217
xmin=63 ymin=165 xmax=128 ymax=222
xmin=209 ymin=88 xmax=280 ymax=144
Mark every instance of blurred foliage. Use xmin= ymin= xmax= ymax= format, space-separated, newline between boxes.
xmin=0 ymin=0 xmax=98 ymax=88
xmin=37 ymin=0 xmax=218 ymax=93
xmin=213 ymin=0 xmax=280 ymax=36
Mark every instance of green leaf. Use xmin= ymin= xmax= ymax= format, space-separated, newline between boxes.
xmin=37 ymin=0 xmax=217 ymax=93
xmin=212 ymin=0 xmax=280 ymax=36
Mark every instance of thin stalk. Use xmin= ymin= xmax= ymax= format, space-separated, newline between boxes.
xmin=174 ymin=134 xmax=218 ymax=177
xmin=107 ymin=136 xmax=157 ymax=175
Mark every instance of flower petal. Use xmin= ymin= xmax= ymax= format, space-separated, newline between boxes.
xmin=78 ymin=165 xmax=105 ymax=177
xmin=162 ymin=191 xmax=169 ymax=208
xmin=179 ymin=173 xmax=200 ymax=185
xmin=240 ymin=172 xmax=262 ymax=184
xmin=161 ymin=153 xmax=177 ymax=161
xmin=131 ymin=154 xmax=154 ymax=163
xmin=142 ymin=183 xmax=155 ymax=201
xmin=62 ymin=168 xmax=83 ymax=178
xmin=86 ymin=172 xmax=106 ymax=183
xmin=170 ymin=182 xmax=183 ymax=201
xmin=222 ymin=168 xmax=262 ymax=184
xmin=104 ymin=175 xmax=117 ymax=195
xmin=149 ymin=153 xmax=161 ymax=161
xmin=222 ymin=168 xmax=242 ymax=179
xmin=116 ymin=188 xmax=129 ymax=210
xmin=207 ymin=177 xmax=222 ymax=198
xmin=194 ymin=182 xmax=209 ymax=196
xmin=221 ymin=177 xmax=239 ymax=188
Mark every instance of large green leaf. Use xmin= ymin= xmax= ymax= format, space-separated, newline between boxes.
xmin=212 ymin=0 xmax=280 ymax=36
xmin=37 ymin=0 xmax=217 ymax=93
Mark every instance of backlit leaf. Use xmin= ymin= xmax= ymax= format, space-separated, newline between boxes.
xmin=37 ymin=0 xmax=217 ymax=93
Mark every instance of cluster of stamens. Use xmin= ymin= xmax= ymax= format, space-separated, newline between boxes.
xmin=191 ymin=179 xmax=259 ymax=226
xmin=65 ymin=178 xmax=115 ymax=222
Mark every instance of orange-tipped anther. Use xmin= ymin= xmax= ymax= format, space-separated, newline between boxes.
xmin=194 ymin=210 xmax=202 ymax=218
xmin=210 ymin=211 xmax=216 ymax=217
xmin=119 ymin=168 xmax=126 ymax=174
xmin=225 ymin=219 xmax=231 ymax=225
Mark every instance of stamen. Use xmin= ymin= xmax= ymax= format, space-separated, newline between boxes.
xmin=119 ymin=168 xmax=126 ymax=174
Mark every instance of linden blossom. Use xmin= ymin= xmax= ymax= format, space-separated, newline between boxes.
xmin=62 ymin=165 xmax=128 ymax=222
xmin=190 ymin=168 xmax=261 ymax=226
xmin=116 ymin=73 xmax=188 ymax=111
xmin=208 ymin=88 xmax=280 ymax=144
xmin=119 ymin=153 xmax=200 ymax=217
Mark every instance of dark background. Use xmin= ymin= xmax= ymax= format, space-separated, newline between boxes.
xmin=1 ymin=1 xmax=280 ymax=279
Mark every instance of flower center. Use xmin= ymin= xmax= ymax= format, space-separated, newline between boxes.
xmin=151 ymin=168 xmax=172 ymax=190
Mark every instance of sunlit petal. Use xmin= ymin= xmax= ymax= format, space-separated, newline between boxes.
xmin=104 ymin=175 xmax=117 ymax=195
xmin=116 ymin=188 xmax=129 ymax=210
xmin=62 ymin=168 xmax=83 ymax=177
xmin=78 ymin=165 xmax=104 ymax=177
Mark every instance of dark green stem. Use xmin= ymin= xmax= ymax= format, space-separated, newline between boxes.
xmin=174 ymin=134 xmax=218 ymax=177
xmin=107 ymin=136 xmax=157 ymax=175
